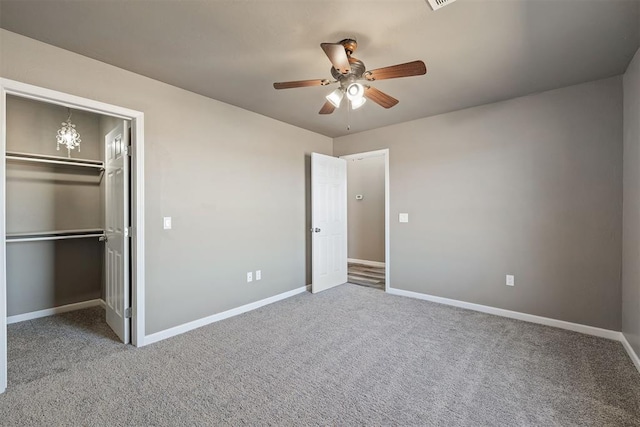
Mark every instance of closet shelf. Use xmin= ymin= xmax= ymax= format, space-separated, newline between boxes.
xmin=6 ymin=151 xmax=104 ymax=171
xmin=6 ymin=228 xmax=106 ymax=243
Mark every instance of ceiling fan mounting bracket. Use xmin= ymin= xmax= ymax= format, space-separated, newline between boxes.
xmin=339 ymin=38 xmax=358 ymax=56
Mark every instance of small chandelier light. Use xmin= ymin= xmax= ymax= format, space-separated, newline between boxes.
xmin=56 ymin=108 xmax=81 ymax=157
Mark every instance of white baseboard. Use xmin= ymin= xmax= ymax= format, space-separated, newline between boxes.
xmin=144 ymin=286 xmax=308 ymax=345
xmin=348 ymin=258 xmax=385 ymax=268
xmin=620 ymin=333 xmax=640 ymax=373
xmin=386 ymin=287 xmax=621 ymax=341
xmin=7 ymin=299 xmax=105 ymax=324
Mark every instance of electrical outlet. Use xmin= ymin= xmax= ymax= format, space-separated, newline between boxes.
xmin=506 ymin=274 xmax=515 ymax=287
xmin=256 ymin=270 xmax=261 ymax=280
xmin=247 ymin=272 xmax=253 ymax=282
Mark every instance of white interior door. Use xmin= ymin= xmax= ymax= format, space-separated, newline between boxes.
xmin=105 ymin=121 xmax=130 ymax=343
xmin=311 ymin=153 xmax=347 ymax=293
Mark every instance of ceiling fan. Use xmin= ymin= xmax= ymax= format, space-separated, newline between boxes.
xmin=273 ymin=39 xmax=427 ymax=114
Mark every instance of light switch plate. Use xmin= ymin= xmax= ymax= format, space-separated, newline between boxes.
xmin=399 ymin=213 xmax=409 ymax=223
xmin=506 ymin=275 xmax=515 ymax=287
xmin=163 ymin=217 xmax=172 ymax=229
xmin=247 ymin=272 xmax=253 ymax=282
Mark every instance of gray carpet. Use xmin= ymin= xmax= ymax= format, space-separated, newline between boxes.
xmin=1 ymin=284 xmax=639 ymax=426
xmin=7 ymin=306 xmax=125 ymax=387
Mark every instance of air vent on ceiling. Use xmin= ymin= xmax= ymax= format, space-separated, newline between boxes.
xmin=427 ymin=0 xmax=457 ymax=11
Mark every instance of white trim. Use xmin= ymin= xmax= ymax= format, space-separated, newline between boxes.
xmin=339 ymin=149 xmax=387 ymax=160
xmin=347 ymin=258 xmax=386 ymax=268
xmin=0 ymin=84 xmax=6 ymax=393
xmin=0 ymin=78 xmax=147 ymax=394
xmin=0 ymin=79 xmax=141 ymax=119
xmin=144 ymin=286 xmax=309 ymax=345
xmin=7 ymin=299 xmax=105 ymax=324
xmin=387 ymin=287 xmax=622 ymax=341
xmin=131 ymin=115 xmax=145 ymax=347
xmin=621 ymin=333 xmax=640 ymax=373
xmin=340 ymin=149 xmax=390 ymax=292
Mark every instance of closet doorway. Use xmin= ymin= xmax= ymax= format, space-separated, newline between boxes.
xmin=340 ymin=149 xmax=390 ymax=291
xmin=0 ymin=78 xmax=146 ymax=394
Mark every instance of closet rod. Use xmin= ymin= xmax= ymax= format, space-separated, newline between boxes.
xmin=6 ymin=151 xmax=104 ymax=170
xmin=7 ymin=233 xmax=105 ymax=243
xmin=6 ymin=229 xmax=106 ymax=243
xmin=6 ymin=228 xmax=104 ymax=238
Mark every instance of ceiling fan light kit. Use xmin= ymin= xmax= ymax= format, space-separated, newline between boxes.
xmin=346 ymin=83 xmax=364 ymax=101
xmin=326 ymin=88 xmax=344 ymax=108
xmin=273 ymin=38 xmax=427 ymax=115
xmin=350 ymin=96 xmax=367 ymax=110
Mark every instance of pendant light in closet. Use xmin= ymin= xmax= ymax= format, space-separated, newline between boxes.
xmin=56 ymin=108 xmax=81 ymax=157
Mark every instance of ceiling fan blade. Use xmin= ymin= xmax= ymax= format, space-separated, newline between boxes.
xmin=273 ymin=79 xmax=329 ymax=89
xmin=319 ymin=100 xmax=336 ymax=115
xmin=365 ymin=60 xmax=427 ymax=81
xmin=320 ymin=43 xmax=351 ymax=74
xmin=364 ymin=86 xmax=399 ymax=109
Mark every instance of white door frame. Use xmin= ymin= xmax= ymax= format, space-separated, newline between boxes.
xmin=339 ymin=149 xmax=390 ymax=292
xmin=0 ymin=78 xmax=147 ymax=394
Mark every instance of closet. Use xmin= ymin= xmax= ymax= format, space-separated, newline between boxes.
xmin=4 ymin=95 xmax=131 ymax=347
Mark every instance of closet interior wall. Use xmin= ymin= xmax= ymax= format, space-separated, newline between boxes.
xmin=346 ymin=155 xmax=386 ymax=263
xmin=6 ymin=95 xmax=105 ymax=316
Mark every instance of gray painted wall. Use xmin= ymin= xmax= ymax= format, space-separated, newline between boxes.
xmin=623 ymin=47 xmax=640 ymax=356
xmin=346 ymin=155 xmax=385 ymax=262
xmin=5 ymin=96 xmax=103 ymax=315
xmin=335 ymin=77 xmax=623 ymax=331
xmin=0 ymin=29 xmax=333 ymax=334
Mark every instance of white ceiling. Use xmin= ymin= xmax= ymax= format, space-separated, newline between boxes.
xmin=1 ymin=0 xmax=638 ymax=138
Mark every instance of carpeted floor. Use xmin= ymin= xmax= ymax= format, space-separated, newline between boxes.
xmin=1 ymin=284 xmax=639 ymax=426
xmin=7 ymin=307 xmax=126 ymax=387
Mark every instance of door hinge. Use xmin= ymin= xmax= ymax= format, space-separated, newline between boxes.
xmin=124 ymin=146 xmax=132 ymax=156
xmin=124 ymin=307 xmax=132 ymax=319
xmin=125 ymin=226 xmax=133 ymax=238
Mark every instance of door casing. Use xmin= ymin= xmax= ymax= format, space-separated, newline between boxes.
xmin=0 ymin=78 xmax=147 ymax=394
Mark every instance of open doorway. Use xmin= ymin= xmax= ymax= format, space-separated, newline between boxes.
xmin=0 ymin=78 xmax=146 ymax=394
xmin=309 ymin=150 xmax=389 ymax=294
xmin=340 ymin=149 xmax=389 ymax=291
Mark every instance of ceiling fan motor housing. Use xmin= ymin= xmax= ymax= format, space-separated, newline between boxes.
xmin=331 ymin=59 xmax=366 ymax=83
